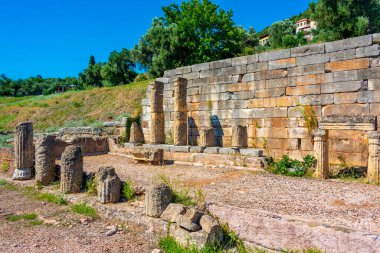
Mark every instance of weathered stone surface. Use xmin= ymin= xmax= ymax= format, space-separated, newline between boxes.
xmin=240 ymin=149 xmax=263 ymax=157
xmin=199 ymin=128 xmax=214 ymax=147
xmin=150 ymin=113 xmax=165 ymax=144
xmin=130 ymin=148 xmax=164 ymax=165
xmin=13 ymin=122 xmax=34 ymax=180
xmin=161 ymin=203 xmax=186 ymax=222
xmin=296 ymin=54 xmax=330 ymax=66
xmin=325 ymin=35 xmax=372 ymax=52
xmin=60 ymin=146 xmax=83 ymax=193
xmin=203 ymin=147 xmax=220 ymax=154
xmin=329 ymin=49 xmax=356 ymax=62
xmin=179 ymin=207 xmax=203 ymax=232
xmin=192 ymin=63 xmax=209 ymax=72
xmin=174 ymin=78 xmax=188 ymax=146
xmin=209 ymin=59 xmax=231 ymax=69
xmin=259 ymin=49 xmax=290 ymax=62
xmin=145 ymin=183 xmax=172 ymax=218
xmin=200 ymin=215 xmax=222 ymax=235
xmin=373 ymin=33 xmax=380 ymax=44
xmin=290 ymin=43 xmax=325 ymax=57
xmin=356 ymin=45 xmax=380 ymax=58
xmin=97 ymin=166 xmax=121 ymax=204
xmin=129 ymin=122 xmax=144 ymax=144
xmin=35 ymin=135 xmax=56 ymax=185
xmin=232 ymin=125 xmax=248 ymax=148
xmin=268 ymin=58 xmax=296 ymax=70
xmin=325 ymin=58 xmax=370 ymax=72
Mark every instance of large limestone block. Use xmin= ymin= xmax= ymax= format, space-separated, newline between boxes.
xmin=368 ymin=131 xmax=380 ymax=184
xmin=179 ymin=207 xmax=203 ymax=232
xmin=325 ymin=58 xmax=370 ymax=72
xmin=150 ymin=112 xmax=165 ymax=144
xmin=150 ymin=81 xmax=164 ymax=113
xmin=199 ymin=128 xmax=214 ymax=147
xmin=97 ymin=166 xmax=121 ymax=204
xmin=145 ymin=183 xmax=172 ymax=217
xmin=232 ymin=125 xmax=248 ymax=148
xmin=129 ymin=122 xmax=144 ymax=144
xmin=35 ymin=135 xmax=56 ymax=185
xmin=13 ymin=122 xmax=34 ymax=180
xmin=60 ymin=146 xmax=83 ymax=193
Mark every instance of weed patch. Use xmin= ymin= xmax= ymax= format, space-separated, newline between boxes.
xmin=121 ymin=178 xmax=135 ymax=200
xmin=1 ymin=161 xmax=10 ymax=173
xmin=6 ymin=212 xmax=43 ymax=226
xmin=23 ymin=186 xmax=68 ymax=205
xmin=160 ymin=175 xmax=194 ymax=206
xmin=267 ymin=155 xmax=316 ymax=177
xmin=72 ymin=203 xmax=97 ymax=218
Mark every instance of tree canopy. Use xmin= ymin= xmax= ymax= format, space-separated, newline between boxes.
xmin=131 ymin=0 xmax=246 ymax=77
xmin=311 ymin=0 xmax=380 ymax=40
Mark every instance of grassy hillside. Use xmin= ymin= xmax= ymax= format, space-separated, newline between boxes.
xmin=0 ymin=80 xmax=150 ymax=132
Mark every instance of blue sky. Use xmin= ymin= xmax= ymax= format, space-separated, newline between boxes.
xmin=0 ymin=0 xmax=312 ymax=79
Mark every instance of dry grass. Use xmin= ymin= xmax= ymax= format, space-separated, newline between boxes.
xmin=0 ymin=80 xmax=150 ymax=132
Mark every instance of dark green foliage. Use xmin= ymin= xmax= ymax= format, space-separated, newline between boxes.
xmin=267 ymin=155 xmax=316 ymax=177
xmin=131 ymin=0 xmax=246 ymax=77
xmin=158 ymin=236 xmax=224 ymax=253
xmin=124 ymin=116 xmax=141 ymax=142
xmin=121 ymin=178 xmax=135 ymax=200
xmin=311 ymin=0 xmax=380 ymax=41
xmin=71 ymin=203 xmax=97 ymax=218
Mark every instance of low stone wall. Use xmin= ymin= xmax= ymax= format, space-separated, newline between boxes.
xmin=142 ymin=34 xmax=380 ymax=167
xmin=54 ymin=137 xmax=109 ymax=158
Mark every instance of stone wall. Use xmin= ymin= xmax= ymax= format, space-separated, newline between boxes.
xmin=142 ymin=34 xmax=380 ymax=166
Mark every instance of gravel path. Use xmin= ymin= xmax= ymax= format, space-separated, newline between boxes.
xmin=83 ymin=154 xmax=380 ymax=234
xmin=0 ymin=184 xmax=154 ymax=253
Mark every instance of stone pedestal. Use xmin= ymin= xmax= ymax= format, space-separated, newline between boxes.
xmin=35 ymin=135 xmax=56 ymax=185
xmin=368 ymin=131 xmax=380 ymax=184
xmin=232 ymin=125 xmax=248 ymax=148
xmin=129 ymin=122 xmax=144 ymax=144
xmin=174 ymin=78 xmax=188 ymax=146
xmin=145 ymin=183 xmax=172 ymax=217
xmin=60 ymin=146 xmax=83 ymax=193
xmin=13 ymin=122 xmax=34 ymax=180
xmin=97 ymin=166 xmax=121 ymax=203
xmin=313 ymin=129 xmax=328 ymax=179
xmin=199 ymin=128 xmax=214 ymax=147
xmin=150 ymin=81 xmax=165 ymax=144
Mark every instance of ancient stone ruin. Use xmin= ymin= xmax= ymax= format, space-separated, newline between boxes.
xmin=35 ymin=135 xmax=56 ymax=185
xmin=145 ymin=183 xmax=172 ymax=218
xmin=13 ymin=122 xmax=34 ymax=180
xmin=60 ymin=145 xmax=83 ymax=193
xmin=97 ymin=166 xmax=121 ymax=204
xmin=129 ymin=122 xmax=144 ymax=144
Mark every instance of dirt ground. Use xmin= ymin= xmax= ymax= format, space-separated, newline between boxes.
xmin=0 ymin=184 xmax=155 ymax=253
xmin=83 ymin=154 xmax=380 ymax=234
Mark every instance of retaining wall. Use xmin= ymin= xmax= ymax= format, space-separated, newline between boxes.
xmin=141 ymin=34 xmax=380 ymax=166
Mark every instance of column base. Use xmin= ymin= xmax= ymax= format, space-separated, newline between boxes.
xmin=12 ymin=168 xmax=33 ymax=180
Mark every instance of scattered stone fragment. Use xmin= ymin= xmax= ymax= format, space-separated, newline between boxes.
xmin=145 ymin=183 xmax=172 ymax=218
xmin=105 ymin=225 xmax=118 ymax=236
xmin=97 ymin=166 xmax=121 ymax=204
xmin=160 ymin=203 xmax=186 ymax=223
xmin=179 ymin=207 xmax=203 ymax=232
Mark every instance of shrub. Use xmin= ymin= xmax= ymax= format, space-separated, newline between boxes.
xmin=134 ymin=73 xmax=149 ymax=83
xmin=267 ymin=155 xmax=316 ymax=177
xmin=85 ymin=176 xmax=98 ymax=196
xmin=72 ymin=203 xmax=97 ymax=218
xmin=121 ymin=178 xmax=135 ymax=200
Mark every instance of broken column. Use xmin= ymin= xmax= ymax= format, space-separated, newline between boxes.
xmin=97 ymin=166 xmax=121 ymax=203
xmin=60 ymin=145 xmax=83 ymax=193
xmin=368 ymin=131 xmax=380 ymax=184
xmin=145 ymin=183 xmax=172 ymax=217
xmin=173 ymin=78 xmax=188 ymax=146
xmin=150 ymin=81 xmax=165 ymax=144
xmin=13 ymin=122 xmax=34 ymax=180
xmin=35 ymin=135 xmax=56 ymax=185
xmin=129 ymin=122 xmax=144 ymax=144
xmin=199 ymin=127 xmax=214 ymax=147
xmin=232 ymin=125 xmax=248 ymax=148
xmin=313 ymin=129 xmax=328 ymax=179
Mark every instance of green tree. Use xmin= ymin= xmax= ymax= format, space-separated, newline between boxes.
xmin=100 ymin=49 xmax=137 ymax=86
xmin=132 ymin=0 xmax=245 ymax=77
xmin=269 ymin=19 xmax=297 ymax=48
xmin=79 ymin=56 xmax=103 ymax=87
xmin=240 ymin=26 xmax=259 ymax=55
xmin=311 ymin=0 xmax=380 ymax=41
